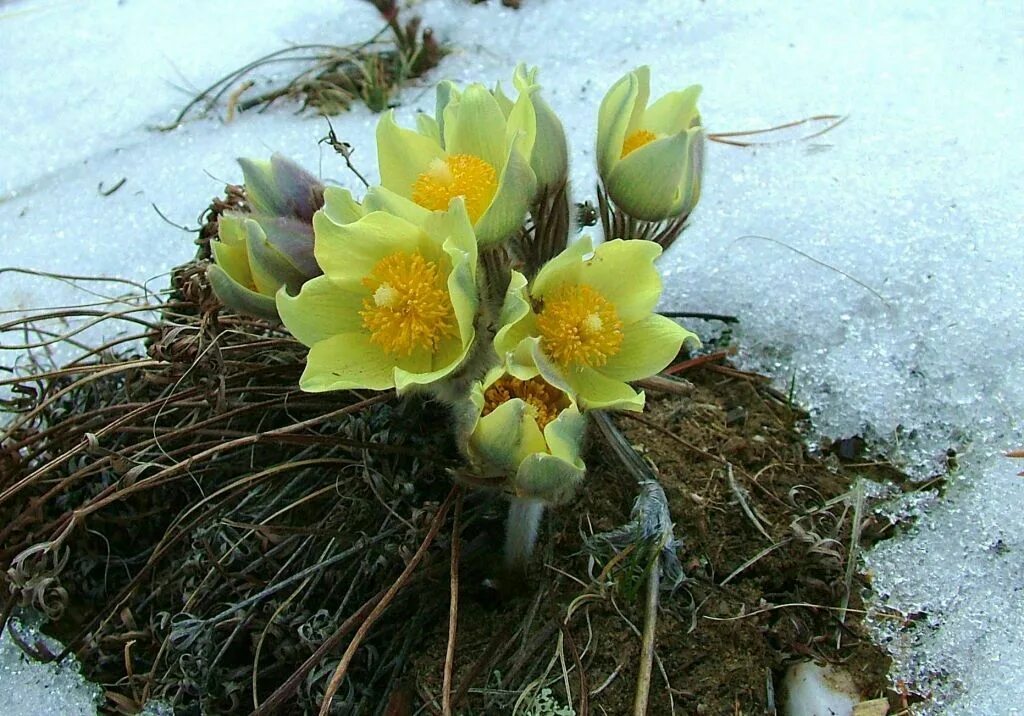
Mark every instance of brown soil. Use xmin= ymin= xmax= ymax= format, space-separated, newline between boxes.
xmin=409 ymin=368 xmax=904 ymax=715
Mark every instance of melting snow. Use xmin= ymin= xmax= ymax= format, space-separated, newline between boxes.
xmin=1 ymin=0 xmax=1022 ymax=713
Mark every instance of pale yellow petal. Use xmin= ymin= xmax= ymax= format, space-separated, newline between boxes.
xmin=596 ymin=70 xmax=639 ymax=179
xmin=563 ymin=364 xmax=645 ymax=412
xmin=578 ymin=239 xmax=663 ymax=322
xmin=605 ymin=130 xmax=691 ymax=221
xmin=601 ymin=314 xmax=693 ymax=382
xmin=376 ymin=110 xmax=445 ymax=198
xmin=313 ymin=210 xmax=423 ymax=280
xmin=514 ymin=452 xmax=585 ymax=505
xmin=530 ymin=235 xmax=593 ymax=299
xmin=641 ymin=85 xmax=701 ymax=136
xmin=300 ymin=332 xmax=396 ymax=392
xmin=321 ymin=186 xmax=366 ymax=226
xmin=442 ymin=84 xmax=508 ymax=172
xmin=473 ymin=131 xmax=536 ymax=246
xmin=275 ymin=277 xmax=364 ymax=348
xmin=208 ymin=264 xmax=278 ymax=321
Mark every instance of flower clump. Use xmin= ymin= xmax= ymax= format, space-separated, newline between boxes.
xmin=207 ymin=64 xmax=705 ymax=569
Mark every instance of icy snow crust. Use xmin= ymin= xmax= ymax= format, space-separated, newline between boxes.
xmin=0 ymin=621 xmax=99 ymax=715
xmin=1 ymin=0 xmax=1022 ymax=713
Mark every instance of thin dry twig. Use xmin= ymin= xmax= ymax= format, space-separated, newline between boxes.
xmin=663 ymin=348 xmax=736 ymax=376
xmin=708 ymin=113 xmax=847 ymax=147
xmin=632 ymin=560 xmax=659 ymax=716
xmin=442 ymin=489 xmax=463 ymax=716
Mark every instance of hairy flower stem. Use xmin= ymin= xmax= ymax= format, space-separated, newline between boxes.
xmin=504 ymin=497 xmax=544 ymax=574
xmin=515 ymin=181 xmax=571 ymax=279
xmin=479 ymin=245 xmax=512 ymax=321
xmin=424 ymin=245 xmax=510 ymax=406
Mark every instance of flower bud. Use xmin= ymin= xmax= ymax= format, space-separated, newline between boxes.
xmin=495 ymin=64 xmax=568 ymax=191
xmin=237 ymin=154 xmax=325 ymax=222
xmin=461 ymin=367 xmax=586 ymax=506
xmin=596 ymin=66 xmax=704 ymax=222
xmin=209 ymin=156 xmax=338 ymax=320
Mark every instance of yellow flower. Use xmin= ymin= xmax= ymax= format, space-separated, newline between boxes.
xmin=494 ymin=64 xmax=568 ymax=191
xmin=596 ymin=66 xmax=704 ymax=222
xmin=375 ymin=81 xmax=537 ymax=247
xmin=463 ymin=366 xmax=586 ymax=505
xmin=208 ymin=155 xmax=331 ymax=320
xmin=495 ymin=237 xmax=696 ymax=411
xmin=276 ymin=195 xmax=478 ymax=393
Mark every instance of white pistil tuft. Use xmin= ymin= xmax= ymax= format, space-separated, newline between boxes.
xmin=373 ymin=283 xmax=399 ymax=308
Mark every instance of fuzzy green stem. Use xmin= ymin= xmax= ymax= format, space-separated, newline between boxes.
xmin=504 ymin=497 xmax=544 ymax=573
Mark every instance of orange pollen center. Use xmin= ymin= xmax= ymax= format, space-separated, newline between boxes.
xmin=621 ymin=129 xmax=657 ymax=158
xmin=359 ymin=251 xmax=457 ymax=356
xmin=536 ymin=284 xmax=624 ymax=369
xmin=410 ymin=154 xmax=498 ymax=223
xmin=482 ymin=375 xmax=569 ymax=431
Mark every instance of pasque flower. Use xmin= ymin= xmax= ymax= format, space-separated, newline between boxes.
xmin=208 ymin=154 xmax=329 ymax=320
xmin=375 ymin=81 xmax=536 ymax=246
xmin=596 ymin=66 xmax=704 ymax=222
xmin=495 ymin=237 xmax=696 ymax=411
xmin=276 ymin=194 xmax=478 ymax=393
xmin=462 ymin=366 xmax=586 ymax=506
xmin=494 ymin=64 xmax=568 ymax=191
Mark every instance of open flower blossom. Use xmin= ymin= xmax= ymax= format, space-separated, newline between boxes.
xmin=494 ymin=64 xmax=568 ymax=191
xmin=375 ymin=81 xmax=537 ymax=246
xmin=495 ymin=237 xmax=696 ymax=411
xmin=462 ymin=366 xmax=586 ymax=506
xmin=276 ymin=193 xmax=478 ymax=393
xmin=596 ymin=66 xmax=704 ymax=222
xmin=208 ymin=154 xmax=327 ymax=320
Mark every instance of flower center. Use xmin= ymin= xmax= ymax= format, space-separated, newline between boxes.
xmin=621 ymin=129 xmax=657 ymax=158
xmin=411 ymin=154 xmax=498 ymax=223
xmin=360 ymin=251 xmax=457 ymax=356
xmin=537 ymin=284 xmax=624 ymax=369
xmin=482 ymin=375 xmax=569 ymax=431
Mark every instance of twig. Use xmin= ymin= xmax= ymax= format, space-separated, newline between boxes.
xmin=320 ymin=118 xmax=370 ymax=187
xmin=98 ymin=178 xmax=126 ymax=196
xmin=727 ymin=463 xmax=773 ymax=542
xmin=659 ymin=311 xmax=738 ymax=324
xmin=225 ymin=80 xmax=255 ymax=122
xmin=317 ymin=485 xmax=457 ymax=715
xmin=252 ymin=583 xmax=390 ymax=715
xmin=837 ymin=481 xmax=865 ymax=647
xmin=632 ymin=560 xmax=659 ymax=716
xmin=705 ymin=363 xmax=771 ymax=382
xmin=562 ymin=625 xmax=589 ymax=716
xmin=663 ymin=348 xmax=736 ymax=376
xmin=442 ymin=489 xmax=463 ymax=716
xmin=634 ymin=374 xmax=693 ymax=396
xmin=733 ymin=234 xmax=889 ymax=307
xmin=1008 ymin=449 xmax=1024 ymax=476
xmin=708 ymin=114 xmax=847 ymax=147
xmin=719 ymin=540 xmax=790 ymax=587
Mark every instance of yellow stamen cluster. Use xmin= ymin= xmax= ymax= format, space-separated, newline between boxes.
xmin=360 ymin=251 xmax=457 ymax=356
xmin=482 ymin=375 xmax=569 ymax=431
xmin=411 ymin=154 xmax=498 ymax=223
xmin=537 ymin=284 xmax=624 ymax=368
xmin=621 ymin=129 xmax=657 ymax=158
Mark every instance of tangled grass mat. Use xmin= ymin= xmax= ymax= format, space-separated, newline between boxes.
xmin=0 ymin=253 xmax=929 ymax=714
